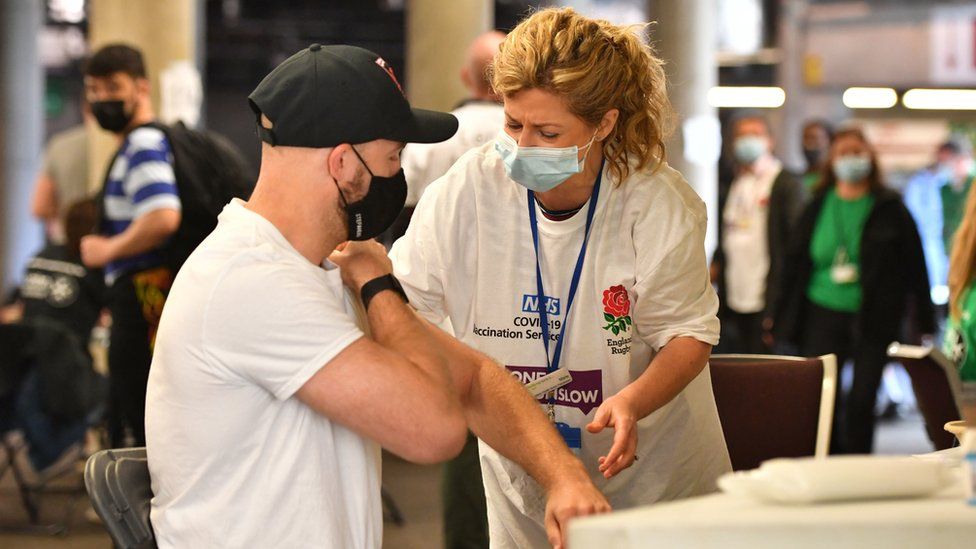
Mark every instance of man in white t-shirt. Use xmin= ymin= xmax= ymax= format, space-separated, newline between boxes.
xmin=715 ymin=114 xmax=805 ymax=353
xmin=145 ymin=44 xmax=608 ymax=549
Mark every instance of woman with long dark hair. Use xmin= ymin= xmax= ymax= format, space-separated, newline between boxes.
xmin=775 ymin=127 xmax=934 ymax=454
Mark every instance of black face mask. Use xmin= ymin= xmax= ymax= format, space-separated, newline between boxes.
xmin=91 ymin=100 xmax=134 ymax=133
xmin=334 ymin=147 xmax=407 ymax=241
xmin=803 ymin=147 xmax=825 ymax=170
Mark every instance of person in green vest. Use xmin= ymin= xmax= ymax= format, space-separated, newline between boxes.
xmin=945 ymin=173 xmax=976 ymax=423
xmin=774 ymin=127 xmax=935 ymax=454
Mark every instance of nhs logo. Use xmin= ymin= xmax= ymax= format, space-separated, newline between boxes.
xmin=521 ymin=294 xmax=561 ymax=315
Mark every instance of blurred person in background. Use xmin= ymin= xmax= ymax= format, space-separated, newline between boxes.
xmin=80 ymin=44 xmax=181 ymax=447
xmin=1 ymin=197 xmax=105 ymax=484
xmin=937 ymin=139 xmax=974 ymax=260
xmin=903 ymin=141 xmax=965 ymax=310
xmin=388 ymin=31 xmax=508 ymax=247
xmin=20 ymin=197 xmax=105 ymax=345
xmin=775 ymin=127 xmax=934 ymax=454
xmin=31 ymin=101 xmax=92 ymax=245
xmin=713 ymin=114 xmax=805 ymax=354
xmin=394 ymin=29 xmax=507 ymax=549
xmin=800 ymin=119 xmax=833 ymax=191
xmin=391 ymin=9 xmax=731 ymax=547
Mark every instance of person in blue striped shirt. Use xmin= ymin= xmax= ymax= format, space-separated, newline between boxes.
xmin=79 ymin=44 xmax=180 ymax=447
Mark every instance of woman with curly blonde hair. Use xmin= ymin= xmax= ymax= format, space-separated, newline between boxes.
xmin=391 ymin=8 xmax=730 ymax=546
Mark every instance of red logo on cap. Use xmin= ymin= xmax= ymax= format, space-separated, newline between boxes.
xmin=375 ymin=57 xmax=404 ymax=95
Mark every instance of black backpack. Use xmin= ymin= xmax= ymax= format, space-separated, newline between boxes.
xmin=100 ymin=121 xmax=256 ymax=272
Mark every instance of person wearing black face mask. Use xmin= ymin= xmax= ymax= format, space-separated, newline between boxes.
xmin=79 ymin=44 xmax=181 ymax=449
xmin=333 ymin=145 xmax=409 ymax=241
xmin=144 ymin=44 xmax=611 ymax=548
xmin=801 ymin=119 xmax=834 ymax=191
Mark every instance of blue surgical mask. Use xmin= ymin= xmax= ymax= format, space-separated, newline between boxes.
xmin=832 ymin=154 xmax=872 ymax=183
xmin=733 ymin=136 xmax=767 ymax=165
xmin=494 ymin=131 xmax=597 ymax=192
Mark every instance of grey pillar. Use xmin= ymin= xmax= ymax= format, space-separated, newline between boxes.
xmin=0 ymin=1 xmax=44 ymax=294
xmin=406 ymin=0 xmax=492 ymax=111
xmin=776 ymin=0 xmax=808 ymax=172
xmin=648 ymin=0 xmax=720 ymax=259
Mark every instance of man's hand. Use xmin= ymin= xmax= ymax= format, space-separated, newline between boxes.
xmin=544 ymin=476 xmax=612 ymax=549
xmin=328 ymin=239 xmax=393 ymax=292
xmin=586 ymin=393 xmax=639 ymax=479
xmin=80 ymin=235 xmax=117 ymax=268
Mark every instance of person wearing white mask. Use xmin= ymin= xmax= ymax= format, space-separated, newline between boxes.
xmin=390 ymin=8 xmax=730 ymax=547
xmin=774 ymin=127 xmax=934 ymax=454
xmin=713 ymin=114 xmax=805 ymax=354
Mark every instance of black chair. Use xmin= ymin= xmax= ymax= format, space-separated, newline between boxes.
xmin=887 ymin=342 xmax=963 ymax=450
xmin=84 ymin=447 xmax=157 ymax=548
xmin=709 ymin=354 xmax=837 ymax=471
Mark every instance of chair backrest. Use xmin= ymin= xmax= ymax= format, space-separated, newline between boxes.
xmin=84 ymin=447 xmax=157 ymax=549
xmin=887 ymin=342 xmax=962 ymax=450
xmin=709 ymin=354 xmax=837 ymax=471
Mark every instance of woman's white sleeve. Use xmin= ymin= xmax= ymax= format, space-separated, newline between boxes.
xmin=632 ymin=217 xmax=720 ymax=352
xmin=389 ymin=195 xmax=449 ymax=325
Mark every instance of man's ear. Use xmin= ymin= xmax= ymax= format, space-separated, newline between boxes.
xmin=136 ymin=77 xmax=151 ymax=99
xmin=327 ymin=144 xmax=353 ymax=183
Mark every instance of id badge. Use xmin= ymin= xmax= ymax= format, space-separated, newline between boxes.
xmin=556 ymin=422 xmax=582 ymax=451
xmin=831 ymin=263 xmax=858 ymax=284
xmin=525 ymin=369 xmax=573 ymax=399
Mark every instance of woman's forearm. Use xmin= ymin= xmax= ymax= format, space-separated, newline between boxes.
xmin=617 ymin=336 xmax=712 ymax=419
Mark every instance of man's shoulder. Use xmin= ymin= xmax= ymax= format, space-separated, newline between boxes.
xmin=449 ymin=103 xmax=504 ymax=148
xmin=125 ymin=125 xmax=170 ymax=155
xmin=452 ymin=101 xmax=504 ymax=121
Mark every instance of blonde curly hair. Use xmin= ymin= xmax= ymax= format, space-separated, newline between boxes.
xmin=490 ymin=7 xmax=672 ymax=182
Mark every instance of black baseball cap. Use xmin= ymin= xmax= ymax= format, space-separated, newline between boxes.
xmin=248 ymin=44 xmax=458 ymax=148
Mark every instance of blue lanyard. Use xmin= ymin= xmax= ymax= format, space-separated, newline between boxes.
xmin=526 ymin=169 xmax=603 ymax=376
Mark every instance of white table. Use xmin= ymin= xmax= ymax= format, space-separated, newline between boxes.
xmin=569 ymin=491 xmax=976 ymax=549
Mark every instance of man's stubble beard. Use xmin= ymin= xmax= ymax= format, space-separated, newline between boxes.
xmin=330 ymin=165 xmax=370 ymax=243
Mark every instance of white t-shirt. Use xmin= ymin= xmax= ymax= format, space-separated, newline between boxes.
xmin=145 ymin=200 xmax=380 ymax=549
xmin=722 ymin=157 xmax=782 ymax=313
xmin=390 ymin=144 xmax=731 ymax=548
xmin=402 ymin=101 xmax=505 ymax=206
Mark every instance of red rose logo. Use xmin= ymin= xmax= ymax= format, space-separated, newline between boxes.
xmin=603 ymin=285 xmax=630 ymax=318
xmin=601 ymin=285 xmax=632 ymax=335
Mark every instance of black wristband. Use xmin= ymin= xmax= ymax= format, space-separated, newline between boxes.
xmin=360 ymin=274 xmax=408 ymax=310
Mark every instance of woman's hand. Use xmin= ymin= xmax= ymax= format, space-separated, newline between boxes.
xmin=586 ymin=392 xmax=640 ymax=479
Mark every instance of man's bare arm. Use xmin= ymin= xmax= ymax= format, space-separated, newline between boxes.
xmin=294 ymin=290 xmax=467 ymax=464
xmin=295 ymin=241 xmax=467 ymax=464
xmin=31 ymin=173 xmax=58 ymax=221
xmin=81 ymin=208 xmax=181 ymax=268
xmin=421 ymin=319 xmax=610 ymax=549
